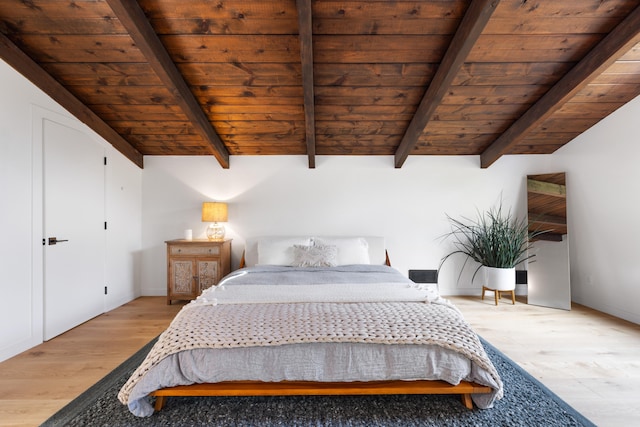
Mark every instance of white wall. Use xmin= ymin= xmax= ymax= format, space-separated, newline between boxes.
xmin=140 ymin=154 xmax=560 ymax=296
xmin=553 ymin=94 xmax=640 ymax=324
xmin=105 ymin=152 xmax=143 ymax=310
xmin=0 ymin=60 xmax=142 ymax=362
xmin=0 ymin=62 xmax=40 ymax=360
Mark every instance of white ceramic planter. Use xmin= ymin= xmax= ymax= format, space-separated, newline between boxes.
xmin=483 ymin=266 xmax=516 ymax=291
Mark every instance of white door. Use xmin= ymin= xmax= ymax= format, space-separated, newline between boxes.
xmin=43 ymin=119 xmax=105 ymax=340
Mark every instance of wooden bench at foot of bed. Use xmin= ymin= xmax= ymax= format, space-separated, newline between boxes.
xmin=150 ymin=379 xmax=493 ymax=411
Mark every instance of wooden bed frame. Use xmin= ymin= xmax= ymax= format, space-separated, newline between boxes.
xmin=148 ymin=248 xmax=493 ymax=411
xmin=151 ymin=379 xmax=493 ymax=411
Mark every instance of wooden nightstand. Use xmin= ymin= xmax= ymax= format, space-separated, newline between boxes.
xmin=165 ymin=239 xmax=232 ymax=304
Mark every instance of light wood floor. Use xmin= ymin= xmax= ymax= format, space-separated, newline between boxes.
xmin=0 ymin=296 xmax=638 ymax=427
xmin=452 ymin=295 xmax=640 ymax=427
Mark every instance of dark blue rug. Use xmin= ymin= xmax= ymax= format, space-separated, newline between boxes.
xmin=41 ymin=337 xmax=595 ymax=426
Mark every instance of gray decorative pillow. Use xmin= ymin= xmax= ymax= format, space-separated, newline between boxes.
xmin=292 ymin=244 xmax=338 ymax=267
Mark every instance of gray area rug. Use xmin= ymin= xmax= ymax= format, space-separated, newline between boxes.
xmin=41 ymin=337 xmax=595 ymax=426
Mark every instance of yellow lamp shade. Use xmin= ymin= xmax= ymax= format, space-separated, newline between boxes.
xmin=201 ymin=202 xmax=228 ymax=222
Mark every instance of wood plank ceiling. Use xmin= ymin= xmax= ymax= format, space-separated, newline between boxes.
xmin=1 ymin=0 xmax=640 ymax=169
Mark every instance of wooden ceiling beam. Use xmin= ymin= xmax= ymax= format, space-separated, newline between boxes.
xmin=106 ymin=0 xmax=230 ymax=169
xmin=481 ymin=4 xmax=640 ymax=168
xmin=0 ymin=33 xmax=144 ymax=168
xmin=394 ymin=0 xmax=500 ymax=168
xmin=296 ymin=0 xmax=316 ymax=168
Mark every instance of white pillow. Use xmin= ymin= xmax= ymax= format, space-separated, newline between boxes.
xmin=257 ymin=237 xmax=312 ymax=266
xmin=312 ymin=237 xmax=370 ymax=265
xmin=292 ymin=243 xmax=338 ymax=267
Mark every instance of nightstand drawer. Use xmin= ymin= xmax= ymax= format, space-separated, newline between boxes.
xmin=170 ymin=245 xmax=220 ymax=256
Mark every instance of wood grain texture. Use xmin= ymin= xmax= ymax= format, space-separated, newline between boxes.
xmin=451 ymin=296 xmax=640 ymax=427
xmin=107 ymin=0 xmax=230 ymax=168
xmin=481 ymin=3 xmax=640 ymax=167
xmin=394 ymin=0 xmax=501 ymax=168
xmin=296 ymin=0 xmax=316 ymax=167
xmin=0 ymin=0 xmax=640 ymax=166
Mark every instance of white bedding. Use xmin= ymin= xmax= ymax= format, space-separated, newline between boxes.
xmin=197 ymin=280 xmax=439 ymax=305
xmin=119 ymin=265 xmax=503 ymax=417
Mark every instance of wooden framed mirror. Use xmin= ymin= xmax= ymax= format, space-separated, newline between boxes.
xmin=526 ymin=173 xmax=571 ymax=310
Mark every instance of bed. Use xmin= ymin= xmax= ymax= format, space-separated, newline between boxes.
xmin=118 ymin=236 xmax=503 ymax=417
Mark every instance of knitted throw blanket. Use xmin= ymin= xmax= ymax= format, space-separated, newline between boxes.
xmin=118 ymin=299 xmax=502 ymax=404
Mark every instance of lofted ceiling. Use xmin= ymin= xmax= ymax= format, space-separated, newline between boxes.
xmin=1 ymin=0 xmax=640 ymax=170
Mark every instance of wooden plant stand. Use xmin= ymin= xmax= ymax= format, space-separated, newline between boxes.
xmin=482 ymin=286 xmax=515 ymax=305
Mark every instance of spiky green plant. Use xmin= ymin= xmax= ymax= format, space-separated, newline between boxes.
xmin=439 ymin=202 xmax=546 ymax=282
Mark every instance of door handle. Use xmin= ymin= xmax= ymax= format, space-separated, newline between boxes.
xmin=48 ymin=237 xmax=69 ymax=245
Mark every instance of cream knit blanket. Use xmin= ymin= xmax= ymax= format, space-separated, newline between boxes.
xmin=118 ymin=298 xmax=502 ymax=404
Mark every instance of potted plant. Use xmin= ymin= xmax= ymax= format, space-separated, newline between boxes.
xmin=439 ymin=201 xmax=545 ymax=290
